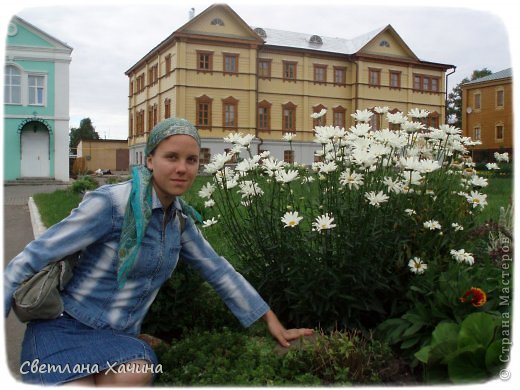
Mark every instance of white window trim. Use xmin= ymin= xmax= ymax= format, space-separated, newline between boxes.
xmin=27 ymin=72 xmax=48 ymax=107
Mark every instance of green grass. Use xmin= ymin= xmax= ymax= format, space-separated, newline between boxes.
xmin=477 ymin=176 xmax=513 ymax=223
xmin=33 ymin=189 xmax=83 ymax=228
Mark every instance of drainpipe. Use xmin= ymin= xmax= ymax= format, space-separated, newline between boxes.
xmin=445 ymin=66 xmax=456 ymax=124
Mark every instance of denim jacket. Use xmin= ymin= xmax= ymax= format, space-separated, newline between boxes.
xmin=4 ymin=181 xmax=270 ymax=335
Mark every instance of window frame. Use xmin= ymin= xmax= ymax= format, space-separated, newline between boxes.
xmin=313 ymin=64 xmax=327 ymax=84
xmin=333 ymin=66 xmax=346 ymax=86
xmin=223 ymin=53 xmax=239 ymax=76
xmin=196 ymin=94 xmax=213 ymax=129
xmin=312 ymin=104 xmax=327 ymax=127
xmin=5 ymin=65 xmax=22 ymax=105
xmin=495 ymin=123 xmax=504 ymax=142
xmin=282 ymin=102 xmax=297 ymax=132
xmin=473 ymin=126 xmax=481 ymax=141
xmin=283 ymin=61 xmax=297 ymax=82
xmin=258 ymin=100 xmax=272 ymax=131
xmin=197 ymin=50 xmax=214 ymax=73
xmin=258 ymin=59 xmax=272 ymax=79
xmin=27 ymin=73 xmax=46 ymax=106
xmin=389 ymin=70 xmax=401 ymax=89
xmin=222 ymin=96 xmax=239 ymax=129
xmin=368 ymin=67 xmax=381 ymax=87
xmin=333 ymin=106 xmax=346 ymax=128
xmin=496 ymin=88 xmax=505 ymax=109
xmin=474 ymin=92 xmax=481 ymax=110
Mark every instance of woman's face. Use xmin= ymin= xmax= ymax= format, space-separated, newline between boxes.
xmin=146 ymin=134 xmax=200 ymax=206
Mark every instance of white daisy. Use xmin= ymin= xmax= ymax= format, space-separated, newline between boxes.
xmin=312 ymin=213 xmax=336 ymax=232
xmin=281 ymin=211 xmax=303 ymax=228
xmin=365 ymin=191 xmax=390 ymax=207
xmin=202 ymin=217 xmax=218 ymax=228
xmin=408 ymin=257 xmax=428 ymax=274
xmin=423 ymin=220 xmax=441 ymax=230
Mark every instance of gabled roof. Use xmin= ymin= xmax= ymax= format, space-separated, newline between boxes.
xmin=463 ymin=68 xmax=512 ymax=86
xmin=252 ymin=25 xmax=386 ymax=55
xmin=252 ymin=24 xmax=424 ymax=63
xmin=8 ymin=15 xmax=73 ymax=52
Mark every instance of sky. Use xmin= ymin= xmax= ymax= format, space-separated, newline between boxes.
xmin=2 ymin=0 xmax=516 ymax=141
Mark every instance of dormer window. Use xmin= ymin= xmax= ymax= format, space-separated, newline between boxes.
xmin=254 ymin=27 xmax=267 ymax=38
xmin=210 ymin=18 xmax=225 ymax=26
xmin=379 ymin=40 xmax=390 ymax=47
xmin=309 ymin=35 xmax=323 ymax=45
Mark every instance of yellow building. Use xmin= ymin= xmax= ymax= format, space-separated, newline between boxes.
xmin=125 ymin=3 xmax=454 ymax=166
xmin=77 ymin=139 xmax=129 ymax=172
xmin=461 ymin=68 xmax=513 ymax=162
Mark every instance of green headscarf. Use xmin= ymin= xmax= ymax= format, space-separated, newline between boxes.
xmin=117 ymin=118 xmax=201 ymax=288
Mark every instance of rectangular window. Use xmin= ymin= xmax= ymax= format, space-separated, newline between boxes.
xmin=283 ymin=107 xmax=295 ymax=131
xmin=422 ymin=76 xmax=430 ymax=91
xmin=390 ymin=71 xmax=401 ymax=88
xmin=334 ymin=66 xmax=346 ymax=85
xmin=314 ymin=64 xmax=327 ymax=84
xmin=258 ymin=107 xmax=269 ymax=129
xmin=258 ymin=59 xmax=271 ymax=79
xmin=333 ymin=110 xmax=345 ymax=128
xmin=414 ymin=75 xmax=421 ymax=90
xmin=496 ymin=125 xmax=504 ymax=141
xmin=223 ymin=53 xmax=239 ymax=75
xmin=197 ymin=51 xmax=213 ymax=72
xmin=369 ymin=68 xmax=381 ymax=86
xmin=28 ymin=75 xmax=45 ymax=105
xmin=431 ymin=78 xmax=439 ymax=92
xmin=224 ymin=104 xmax=236 ymax=127
xmin=200 ymin=148 xmax=211 ymax=165
xmin=497 ymin=90 xmax=504 ymax=107
xmin=473 ymin=127 xmax=481 ymax=141
xmin=284 ymin=150 xmax=294 ymax=164
xmin=283 ymin=61 xmax=297 ymax=81
xmin=198 ymin=103 xmax=210 ymax=126
xmin=5 ymin=65 xmax=22 ymax=104
xmin=165 ymin=54 xmax=172 ymax=74
xmin=474 ymin=93 xmax=481 ymax=110
xmin=165 ymin=99 xmax=171 ymax=119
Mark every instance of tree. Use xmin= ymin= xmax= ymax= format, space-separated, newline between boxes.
xmin=447 ymin=68 xmax=492 ymax=128
xmin=69 ymin=118 xmax=100 ymax=152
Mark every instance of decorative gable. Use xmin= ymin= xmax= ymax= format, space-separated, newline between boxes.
xmin=7 ymin=16 xmax=72 ymax=52
xmin=356 ymin=25 xmax=418 ymax=61
xmin=174 ymin=4 xmax=263 ymax=45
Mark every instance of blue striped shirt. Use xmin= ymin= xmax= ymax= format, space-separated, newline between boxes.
xmin=4 ymin=181 xmax=269 ymax=335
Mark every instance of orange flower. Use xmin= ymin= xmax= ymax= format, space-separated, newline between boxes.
xmin=459 ymin=287 xmax=487 ymax=308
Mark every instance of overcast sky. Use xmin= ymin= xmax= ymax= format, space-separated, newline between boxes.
xmin=2 ymin=0 xmax=516 ymax=140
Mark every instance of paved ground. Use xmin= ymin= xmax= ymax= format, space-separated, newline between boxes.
xmin=3 ymin=183 xmax=70 ymax=382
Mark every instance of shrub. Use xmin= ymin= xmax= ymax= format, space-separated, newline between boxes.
xmin=415 ymin=312 xmax=508 ymax=383
xmin=154 ymin=326 xmax=405 ymax=385
xmin=198 ymin=108 xmax=500 ymax=331
xmin=71 ymin=175 xmax=98 ymax=194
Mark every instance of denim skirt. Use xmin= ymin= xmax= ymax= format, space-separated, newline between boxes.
xmin=19 ymin=312 xmax=158 ymax=385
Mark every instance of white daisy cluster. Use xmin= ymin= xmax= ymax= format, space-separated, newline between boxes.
xmin=199 ymin=106 xmax=489 ymax=237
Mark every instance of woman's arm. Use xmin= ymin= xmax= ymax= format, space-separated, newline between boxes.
xmin=262 ymin=310 xmax=313 ymax=347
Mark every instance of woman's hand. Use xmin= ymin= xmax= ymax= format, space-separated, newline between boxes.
xmin=262 ymin=310 xmax=313 ymax=347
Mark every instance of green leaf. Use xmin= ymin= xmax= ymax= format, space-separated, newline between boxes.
xmin=415 ymin=345 xmax=432 ymax=363
xmin=447 ymin=347 xmax=488 ymax=384
xmin=485 ymin=339 xmax=506 ymax=376
xmin=458 ymin=313 xmax=498 ymax=350
xmin=403 ymin=321 xmax=424 ymax=337
xmin=400 ymin=336 xmax=421 ymax=350
xmin=431 ymin=322 xmax=459 ymax=347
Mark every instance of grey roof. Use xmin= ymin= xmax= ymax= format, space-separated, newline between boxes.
xmin=251 ymin=26 xmax=386 ymax=55
xmin=464 ymin=68 xmax=512 ymax=85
